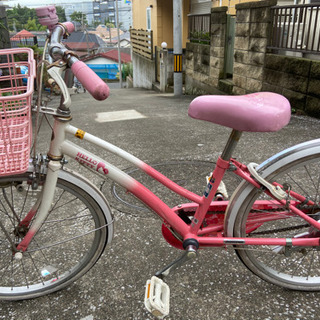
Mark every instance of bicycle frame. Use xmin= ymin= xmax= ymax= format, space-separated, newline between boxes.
xmin=16 ymin=113 xmax=320 ymax=252
xmin=3 ymin=8 xmax=319 ymax=311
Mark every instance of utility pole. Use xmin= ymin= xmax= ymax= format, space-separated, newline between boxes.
xmin=173 ymin=0 xmax=183 ymax=96
xmin=82 ymin=13 xmax=89 ymax=56
xmin=115 ymin=0 xmax=122 ymax=88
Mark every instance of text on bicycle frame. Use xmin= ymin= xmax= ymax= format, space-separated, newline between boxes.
xmin=75 ymin=152 xmax=109 ymax=175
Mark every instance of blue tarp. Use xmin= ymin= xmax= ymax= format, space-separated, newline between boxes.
xmin=20 ymin=65 xmax=28 ymax=84
xmin=86 ymin=64 xmax=119 ymax=80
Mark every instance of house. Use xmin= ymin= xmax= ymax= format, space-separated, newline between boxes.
xmin=10 ymin=29 xmax=36 ymax=47
xmin=81 ymin=50 xmax=132 ymax=80
xmin=131 ymin=0 xmax=190 ymax=49
xmin=62 ymin=31 xmax=106 ymax=58
xmin=131 ymin=0 xmax=193 ymax=89
xmin=102 ymin=49 xmax=131 ymax=63
xmin=89 ymin=26 xmax=130 ymax=48
xmin=190 ymin=0 xmax=212 ymax=14
xmin=89 ymin=25 xmax=124 ymax=47
xmin=111 ymin=32 xmax=131 ymax=48
xmin=31 ymin=31 xmax=47 ymax=48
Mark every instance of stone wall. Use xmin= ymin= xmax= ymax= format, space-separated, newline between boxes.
xmin=210 ymin=7 xmax=228 ymax=89
xmin=184 ymin=0 xmax=320 ymax=117
xmin=185 ymin=7 xmax=228 ymax=95
xmin=185 ymin=42 xmax=212 ymax=94
xmin=234 ymin=0 xmax=320 ymax=116
xmin=232 ymin=0 xmax=276 ymax=94
xmin=263 ymin=54 xmax=320 ymax=117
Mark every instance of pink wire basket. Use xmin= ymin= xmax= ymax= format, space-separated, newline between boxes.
xmin=0 ymin=48 xmax=35 ymax=176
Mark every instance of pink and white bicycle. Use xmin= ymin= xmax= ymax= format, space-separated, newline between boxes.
xmin=0 ymin=5 xmax=320 ymax=319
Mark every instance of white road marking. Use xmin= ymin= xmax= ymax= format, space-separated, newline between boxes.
xmin=95 ymin=110 xmax=146 ymax=123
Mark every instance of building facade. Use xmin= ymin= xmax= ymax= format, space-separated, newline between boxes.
xmin=93 ymin=0 xmax=132 ymax=31
xmin=132 ymin=0 xmax=190 ymax=49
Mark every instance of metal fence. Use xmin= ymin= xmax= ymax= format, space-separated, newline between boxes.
xmin=188 ymin=14 xmax=211 ymax=44
xmin=268 ymin=3 xmax=320 ymax=54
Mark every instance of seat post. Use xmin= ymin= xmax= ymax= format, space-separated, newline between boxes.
xmin=220 ymin=129 xmax=242 ymax=161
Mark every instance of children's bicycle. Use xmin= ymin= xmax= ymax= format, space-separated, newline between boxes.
xmin=1 ymin=5 xmax=320 ymax=319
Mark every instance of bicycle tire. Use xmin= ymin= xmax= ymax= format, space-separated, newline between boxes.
xmin=225 ymin=139 xmax=320 ymax=290
xmin=0 ymin=166 xmax=113 ymax=300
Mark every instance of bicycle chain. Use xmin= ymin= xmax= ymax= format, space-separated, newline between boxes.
xmin=250 ymin=223 xmax=309 ymax=235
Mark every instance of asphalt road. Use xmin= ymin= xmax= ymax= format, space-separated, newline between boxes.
xmin=1 ymin=87 xmax=320 ymax=320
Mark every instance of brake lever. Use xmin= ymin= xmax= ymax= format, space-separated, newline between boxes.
xmin=47 ymin=63 xmax=71 ymax=108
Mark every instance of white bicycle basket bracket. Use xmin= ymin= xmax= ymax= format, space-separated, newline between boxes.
xmin=144 ymin=276 xmax=170 ymax=319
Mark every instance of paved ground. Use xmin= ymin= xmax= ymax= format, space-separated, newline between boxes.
xmin=1 ymin=87 xmax=320 ymax=319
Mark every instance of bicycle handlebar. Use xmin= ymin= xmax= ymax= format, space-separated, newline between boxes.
xmin=71 ymin=61 xmax=109 ymax=100
xmin=36 ymin=5 xmax=110 ymax=101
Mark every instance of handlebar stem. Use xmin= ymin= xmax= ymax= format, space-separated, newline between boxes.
xmin=48 ymin=24 xmax=67 ymax=61
xmin=49 ymin=24 xmax=77 ymax=67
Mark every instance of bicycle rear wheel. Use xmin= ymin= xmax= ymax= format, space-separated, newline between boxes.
xmin=0 ymin=167 xmax=113 ymax=300
xmin=226 ymin=140 xmax=320 ymax=290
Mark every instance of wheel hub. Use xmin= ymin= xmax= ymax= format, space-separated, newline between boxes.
xmin=13 ymin=225 xmax=29 ymax=238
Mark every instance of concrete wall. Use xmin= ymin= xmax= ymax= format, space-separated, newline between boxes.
xmin=132 ymin=52 xmax=155 ymax=89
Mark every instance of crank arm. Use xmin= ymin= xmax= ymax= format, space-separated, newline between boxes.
xmin=155 ymin=245 xmax=198 ymax=279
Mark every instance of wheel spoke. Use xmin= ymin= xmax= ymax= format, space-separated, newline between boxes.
xmin=0 ymin=170 xmax=110 ymax=300
xmin=233 ymin=153 xmax=320 ymax=290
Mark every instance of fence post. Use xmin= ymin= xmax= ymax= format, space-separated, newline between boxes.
xmin=232 ymin=0 xmax=277 ymax=94
xmin=160 ymin=47 xmax=168 ymax=92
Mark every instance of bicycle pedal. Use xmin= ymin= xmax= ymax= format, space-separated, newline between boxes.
xmin=144 ymin=276 xmax=170 ymax=319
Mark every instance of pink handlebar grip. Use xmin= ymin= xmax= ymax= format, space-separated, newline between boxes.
xmin=71 ymin=61 xmax=110 ymax=101
xmin=36 ymin=6 xmax=59 ymax=30
xmin=62 ymin=22 xmax=75 ymax=34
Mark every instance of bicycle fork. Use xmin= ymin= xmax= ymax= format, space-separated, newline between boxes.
xmin=16 ymin=160 xmax=62 ymax=253
xmin=16 ymin=114 xmax=69 ymax=254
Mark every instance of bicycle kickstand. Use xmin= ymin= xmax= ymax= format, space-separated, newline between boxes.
xmin=144 ymin=243 xmax=198 ymax=319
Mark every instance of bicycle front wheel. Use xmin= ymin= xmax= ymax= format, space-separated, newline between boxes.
xmin=226 ymin=139 xmax=320 ymax=290
xmin=0 ymin=167 xmax=113 ymax=300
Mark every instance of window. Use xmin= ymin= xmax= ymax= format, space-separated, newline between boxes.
xmin=146 ymin=7 xmax=151 ymax=30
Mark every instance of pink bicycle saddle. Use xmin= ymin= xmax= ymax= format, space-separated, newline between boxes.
xmin=188 ymin=92 xmax=291 ymax=132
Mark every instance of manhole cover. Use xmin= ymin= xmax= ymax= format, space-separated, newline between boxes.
xmin=101 ymin=160 xmax=241 ymax=217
